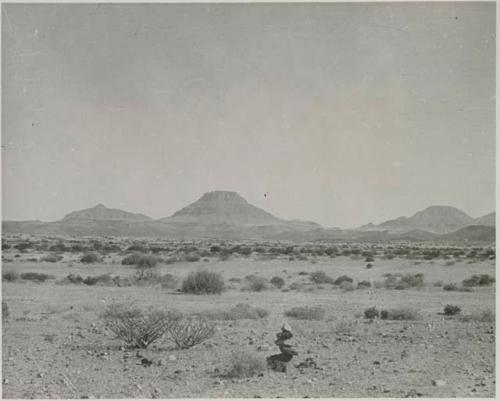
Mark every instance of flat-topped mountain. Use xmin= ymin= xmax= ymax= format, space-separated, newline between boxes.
xmin=61 ymin=204 xmax=152 ymax=222
xmin=160 ymin=191 xmax=288 ymax=227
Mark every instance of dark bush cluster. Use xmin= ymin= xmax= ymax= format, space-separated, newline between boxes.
xmin=462 ymin=274 xmax=495 ymax=287
xmin=270 ymin=276 xmax=285 ymax=288
xmin=444 ymin=304 xmax=461 ymax=316
xmin=20 ymin=272 xmax=53 ymax=282
xmin=80 ymin=252 xmax=102 ymax=264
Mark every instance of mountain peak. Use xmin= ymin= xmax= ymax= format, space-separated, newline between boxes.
xmin=162 ymin=191 xmax=282 ymax=226
xmin=61 ymin=204 xmax=152 ymax=222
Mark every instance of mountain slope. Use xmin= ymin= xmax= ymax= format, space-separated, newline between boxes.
xmin=363 ymin=205 xmax=475 ymax=234
xmin=442 ymin=225 xmax=495 ymax=242
xmin=159 ymin=191 xmax=287 ymax=227
xmin=474 ymin=212 xmax=495 ymax=226
xmin=61 ymin=204 xmax=152 ymax=222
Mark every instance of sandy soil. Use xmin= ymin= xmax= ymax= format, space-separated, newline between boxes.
xmin=2 ymin=255 xmax=495 ymax=398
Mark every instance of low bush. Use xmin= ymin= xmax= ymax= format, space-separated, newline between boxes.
xmin=83 ymin=274 xmax=113 ymax=286
xmin=198 ymin=303 xmax=269 ymax=320
xmin=270 ymin=276 xmax=285 ymax=288
xmin=443 ymin=283 xmax=457 ymax=291
xmin=3 ymin=271 xmax=19 ymax=282
xmin=181 ymin=270 xmax=225 ymax=294
xmin=101 ymin=303 xmax=180 ymax=348
xmin=2 ymin=302 xmax=9 ymax=320
xmin=364 ymin=307 xmax=379 ymax=319
xmin=40 ymin=253 xmax=63 ymax=263
xmin=226 ymin=351 xmax=266 ymax=378
xmin=462 ymin=274 xmax=495 ymax=287
xmin=443 ymin=304 xmax=461 ymax=316
xmin=366 ymin=263 xmax=373 ymax=269
xmin=340 ymin=281 xmax=355 ymax=291
xmin=20 ymin=272 xmax=52 ymax=282
xmin=167 ymin=317 xmax=215 ymax=349
xmin=334 ymin=275 xmax=353 ymax=286
xmin=80 ymin=252 xmax=101 ymax=264
xmin=380 ymin=307 xmax=421 ymax=321
xmin=284 ymin=306 xmax=325 ymax=320
xmin=309 ymin=271 xmax=335 ymax=285
xmin=357 ymin=280 xmax=371 ymax=289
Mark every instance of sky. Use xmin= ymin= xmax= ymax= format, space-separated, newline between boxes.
xmin=2 ymin=3 xmax=496 ymax=228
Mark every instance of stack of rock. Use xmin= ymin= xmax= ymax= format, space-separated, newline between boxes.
xmin=266 ymin=323 xmax=298 ymax=372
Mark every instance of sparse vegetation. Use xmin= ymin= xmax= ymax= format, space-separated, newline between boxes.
xmin=20 ymin=272 xmax=52 ymax=282
xmin=379 ymin=307 xmax=421 ymax=321
xmin=462 ymin=274 xmax=495 ymax=287
xmin=460 ymin=309 xmax=495 ymax=323
xmin=197 ymin=303 xmax=269 ymax=320
xmin=284 ymin=306 xmax=325 ymax=320
xmin=244 ymin=275 xmax=268 ymax=292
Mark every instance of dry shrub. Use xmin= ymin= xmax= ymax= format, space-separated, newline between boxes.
xmin=80 ymin=252 xmax=101 ymax=264
xmin=167 ymin=317 xmax=215 ymax=349
xmin=197 ymin=303 xmax=269 ymax=320
xmin=443 ymin=304 xmax=461 ymax=316
xmin=284 ymin=306 xmax=325 ymax=320
xmin=309 ymin=271 xmax=335 ymax=285
xmin=101 ymin=303 xmax=181 ymax=348
xmin=226 ymin=350 xmax=266 ymax=378
xmin=182 ymin=270 xmax=225 ymax=294
xmin=2 ymin=271 xmax=19 ymax=282
xmin=270 ymin=276 xmax=285 ymax=288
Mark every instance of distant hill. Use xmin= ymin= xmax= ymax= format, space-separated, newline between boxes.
xmin=360 ymin=205 xmax=493 ymax=234
xmin=61 ymin=204 xmax=152 ymax=222
xmin=474 ymin=212 xmax=495 ymax=226
xmin=160 ymin=191 xmax=285 ymax=226
xmin=442 ymin=225 xmax=495 ymax=242
xmin=2 ymin=194 xmax=494 ymax=242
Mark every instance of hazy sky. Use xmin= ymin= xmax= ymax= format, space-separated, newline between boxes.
xmin=2 ymin=3 xmax=495 ymax=228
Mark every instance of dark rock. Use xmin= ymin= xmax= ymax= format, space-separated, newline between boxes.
xmin=267 ymin=324 xmax=298 ymax=372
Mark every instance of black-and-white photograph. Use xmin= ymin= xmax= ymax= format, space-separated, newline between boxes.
xmin=1 ymin=2 xmax=496 ymax=398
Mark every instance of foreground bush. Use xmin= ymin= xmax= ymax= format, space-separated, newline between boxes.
xmin=284 ymin=306 xmax=325 ymax=320
xmin=80 ymin=252 xmax=101 ymax=264
xmin=226 ymin=351 xmax=266 ymax=378
xmin=167 ymin=317 xmax=215 ymax=349
xmin=3 ymin=271 xmax=19 ymax=282
xmin=380 ymin=307 xmax=421 ymax=321
xmin=198 ymin=303 xmax=269 ymax=320
xmin=101 ymin=303 xmax=180 ymax=348
xmin=181 ymin=270 xmax=225 ymax=294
